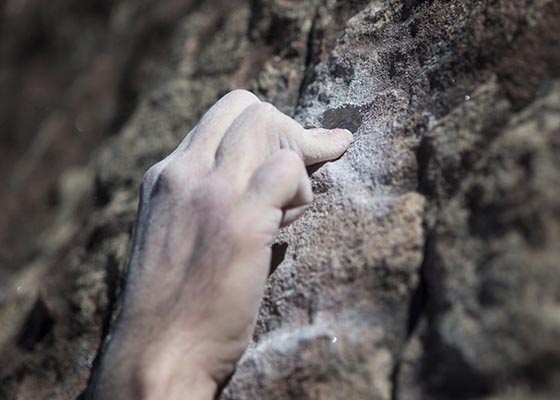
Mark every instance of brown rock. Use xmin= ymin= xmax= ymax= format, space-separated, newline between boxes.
xmin=0 ymin=0 xmax=559 ymax=399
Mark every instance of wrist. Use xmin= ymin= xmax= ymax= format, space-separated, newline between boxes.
xmin=93 ymin=332 xmax=218 ymax=400
xmin=139 ymin=354 xmax=218 ymax=400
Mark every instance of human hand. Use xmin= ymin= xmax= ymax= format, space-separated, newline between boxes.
xmin=90 ymin=90 xmax=352 ymax=399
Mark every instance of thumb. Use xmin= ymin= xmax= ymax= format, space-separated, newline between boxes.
xmin=247 ymin=149 xmax=313 ymax=211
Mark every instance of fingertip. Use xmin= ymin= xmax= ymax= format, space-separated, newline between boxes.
xmin=324 ymin=128 xmax=353 ymax=156
xmin=335 ymin=128 xmax=353 ymax=148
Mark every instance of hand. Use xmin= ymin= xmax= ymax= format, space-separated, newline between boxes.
xmin=90 ymin=90 xmax=352 ymax=399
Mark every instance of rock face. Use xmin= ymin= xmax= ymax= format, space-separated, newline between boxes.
xmin=0 ymin=0 xmax=559 ymax=399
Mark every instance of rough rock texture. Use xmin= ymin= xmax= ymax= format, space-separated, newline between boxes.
xmin=0 ymin=0 xmax=559 ymax=399
xmin=0 ymin=0 xmax=209 ymax=279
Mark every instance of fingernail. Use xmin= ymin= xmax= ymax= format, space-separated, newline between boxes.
xmin=308 ymin=127 xmax=330 ymax=133
xmin=309 ymin=127 xmax=353 ymax=146
xmin=310 ymin=127 xmax=352 ymax=133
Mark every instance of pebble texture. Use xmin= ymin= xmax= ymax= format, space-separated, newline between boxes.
xmin=0 ymin=0 xmax=558 ymax=399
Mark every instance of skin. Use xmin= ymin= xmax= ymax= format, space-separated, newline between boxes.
xmin=89 ymin=90 xmax=352 ymax=399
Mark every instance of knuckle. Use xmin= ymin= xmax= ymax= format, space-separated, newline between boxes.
xmin=142 ymin=162 xmax=163 ymax=185
xmin=249 ymin=101 xmax=278 ymax=117
xmin=226 ymin=89 xmax=260 ymax=104
xmin=141 ymin=162 xmax=166 ymax=195
xmin=150 ymin=164 xmax=185 ymax=198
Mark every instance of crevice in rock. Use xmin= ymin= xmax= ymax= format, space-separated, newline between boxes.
xmin=247 ymin=0 xmax=261 ymax=38
xmin=295 ymin=9 xmax=320 ymax=111
xmin=390 ymin=230 xmax=432 ymax=400
xmin=406 ymin=233 xmax=431 ymax=337
xmin=415 ymin=135 xmax=435 ymax=198
xmin=269 ymin=241 xmax=288 ymax=275
xmin=391 ymin=133 xmax=435 ymax=397
xmin=17 ymin=296 xmax=54 ymax=351
xmin=390 ymin=354 xmax=401 ymax=400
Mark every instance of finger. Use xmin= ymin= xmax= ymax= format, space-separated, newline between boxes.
xmin=214 ymin=102 xmax=290 ymax=183
xmin=247 ymin=149 xmax=313 ymax=211
xmin=297 ymin=128 xmax=353 ymax=166
xmin=176 ymin=89 xmax=261 ymax=162
xmin=215 ymin=103 xmax=353 ymax=182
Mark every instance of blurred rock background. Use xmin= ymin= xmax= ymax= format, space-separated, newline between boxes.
xmin=0 ymin=0 xmax=558 ymax=399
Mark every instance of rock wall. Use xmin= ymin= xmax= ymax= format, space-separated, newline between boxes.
xmin=0 ymin=0 xmax=559 ymax=399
